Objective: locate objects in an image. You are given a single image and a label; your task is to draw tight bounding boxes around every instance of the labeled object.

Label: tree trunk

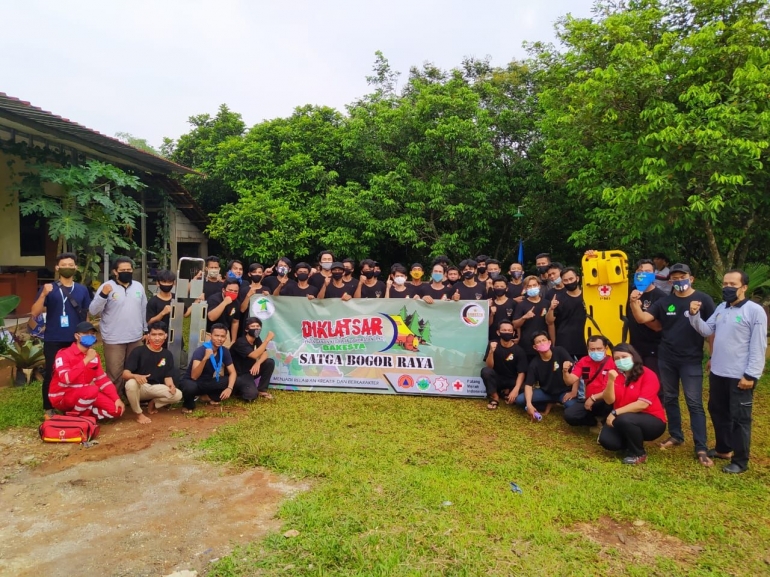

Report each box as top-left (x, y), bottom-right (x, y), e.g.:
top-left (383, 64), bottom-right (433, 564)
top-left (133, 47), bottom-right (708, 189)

top-left (702, 219), bottom-right (725, 278)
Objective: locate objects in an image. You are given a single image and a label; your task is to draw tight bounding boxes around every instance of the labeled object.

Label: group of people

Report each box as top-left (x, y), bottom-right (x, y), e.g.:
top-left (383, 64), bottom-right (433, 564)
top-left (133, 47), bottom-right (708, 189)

top-left (31, 250), bottom-right (765, 473)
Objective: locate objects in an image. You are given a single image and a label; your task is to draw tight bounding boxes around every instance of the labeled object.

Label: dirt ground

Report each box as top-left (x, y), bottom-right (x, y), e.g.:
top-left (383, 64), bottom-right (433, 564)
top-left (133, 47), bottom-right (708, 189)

top-left (0, 405), bottom-right (308, 577)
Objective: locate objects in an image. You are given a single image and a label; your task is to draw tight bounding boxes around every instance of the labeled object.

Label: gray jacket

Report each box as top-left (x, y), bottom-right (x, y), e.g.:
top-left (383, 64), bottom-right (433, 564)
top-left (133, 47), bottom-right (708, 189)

top-left (89, 280), bottom-right (148, 344)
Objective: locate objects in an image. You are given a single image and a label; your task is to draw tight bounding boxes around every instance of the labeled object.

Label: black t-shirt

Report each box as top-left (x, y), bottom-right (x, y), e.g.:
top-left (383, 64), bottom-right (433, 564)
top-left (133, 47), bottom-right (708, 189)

top-left (419, 283), bottom-right (452, 300)
top-left (454, 282), bottom-right (486, 301)
top-left (552, 291), bottom-right (587, 358)
top-left (184, 345), bottom-right (234, 381)
top-left (281, 282), bottom-right (319, 298)
top-left (507, 282), bottom-right (524, 300)
top-left (237, 280), bottom-right (252, 303)
top-left (309, 272), bottom-right (331, 290)
top-left (489, 297), bottom-right (516, 340)
top-left (146, 294), bottom-right (173, 327)
top-left (491, 343), bottom-right (528, 379)
top-left (230, 336), bottom-right (264, 375)
top-left (387, 284), bottom-right (417, 299)
top-left (125, 345), bottom-right (176, 384)
top-left (544, 286), bottom-right (566, 303)
top-left (360, 281), bottom-right (386, 298)
top-left (525, 346), bottom-right (573, 396)
top-left (627, 287), bottom-right (666, 356)
top-left (324, 280), bottom-right (357, 299)
top-left (205, 293), bottom-right (240, 333)
top-left (647, 290), bottom-right (716, 362)
top-left (203, 280), bottom-right (224, 299)
top-left (513, 299), bottom-right (550, 355)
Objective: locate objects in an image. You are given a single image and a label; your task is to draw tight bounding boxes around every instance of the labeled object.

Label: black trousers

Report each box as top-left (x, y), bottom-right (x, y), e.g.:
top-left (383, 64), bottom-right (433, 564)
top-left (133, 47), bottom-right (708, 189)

top-left (708, 372), bottom-right (754, 470)
top-left (598, 413), bottom-right (666, 457)
top-left (42, 340), bottom-right (72, 410)
top-left (480, 367), bottom-right (519, 398)
top-left (563, 399), bottom-right (611, 427)
top-left (178, 376), bottom-right (229, 409)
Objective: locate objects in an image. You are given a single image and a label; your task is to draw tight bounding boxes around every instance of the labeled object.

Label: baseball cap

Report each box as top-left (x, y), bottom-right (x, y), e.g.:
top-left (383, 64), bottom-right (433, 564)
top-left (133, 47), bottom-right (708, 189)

top-left (75, 321), bottom-right (98, 333)
top-left (330, 262), bottom-right (345, 270)
top-left (669, 263), bottom-right (691, 275)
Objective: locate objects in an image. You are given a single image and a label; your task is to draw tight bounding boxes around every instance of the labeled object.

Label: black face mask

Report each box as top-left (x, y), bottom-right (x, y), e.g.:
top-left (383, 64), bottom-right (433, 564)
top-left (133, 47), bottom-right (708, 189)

top-left (158, 284), bottom-right (173, 293)
top-left (117, 271), bottom-right (133, 284)
top-left (331, 272), bottom-right (344, 280)
top-left (564, 281), bottom-right (579, 292)
top-left (493, 288), bottom-right (507, 296)
top-left (499, 333), bottom-right (514, 342)
top-left (477, 266), bottom-right (487, 274)
top-left (250, 274), bottom-right (263, 283)
top-left (247, 328), bottom-right (261, 338)
top-left (362, 271), bottom-right (376, 279)
top-left (537, 266), bottom-right (549, 275)
top-left (489, 272), bottom-right (501, 281)
top-left (296, 273), bottom-right (309, 282)
top-left (343, 269), bottom-right (353, 276)
top-left (462, 271), bottom-right (475, 279)
top-left (722, 286), bottom-right (739, 303)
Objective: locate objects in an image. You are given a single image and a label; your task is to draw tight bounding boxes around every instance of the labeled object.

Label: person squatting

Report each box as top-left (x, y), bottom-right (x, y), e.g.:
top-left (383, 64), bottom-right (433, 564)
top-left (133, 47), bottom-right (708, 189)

top-left (35, 251), bottom-right (765, 473)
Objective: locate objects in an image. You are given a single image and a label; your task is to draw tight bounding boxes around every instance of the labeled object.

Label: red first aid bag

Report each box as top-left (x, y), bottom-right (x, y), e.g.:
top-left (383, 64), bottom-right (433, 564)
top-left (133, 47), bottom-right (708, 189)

top-left (39, 415), bottom-right (100, 443)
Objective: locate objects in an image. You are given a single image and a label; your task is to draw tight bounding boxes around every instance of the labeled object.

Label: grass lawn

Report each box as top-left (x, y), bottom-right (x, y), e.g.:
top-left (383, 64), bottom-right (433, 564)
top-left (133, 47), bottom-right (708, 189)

top-left (198, 384), bottom-right (770, 577)
top-left (2, 377), bottom-right (769, 576)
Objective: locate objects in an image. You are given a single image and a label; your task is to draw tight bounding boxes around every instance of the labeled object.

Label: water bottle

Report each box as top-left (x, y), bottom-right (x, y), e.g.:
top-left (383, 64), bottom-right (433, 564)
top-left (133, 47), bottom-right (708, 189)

top-left (533, 411), bottom-right (542, 422)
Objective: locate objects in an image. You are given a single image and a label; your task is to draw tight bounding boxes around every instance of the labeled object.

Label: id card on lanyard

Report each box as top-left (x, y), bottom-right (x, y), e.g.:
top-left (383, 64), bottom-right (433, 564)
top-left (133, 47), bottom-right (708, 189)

top-left (59, 288), bottom-right (70, 328)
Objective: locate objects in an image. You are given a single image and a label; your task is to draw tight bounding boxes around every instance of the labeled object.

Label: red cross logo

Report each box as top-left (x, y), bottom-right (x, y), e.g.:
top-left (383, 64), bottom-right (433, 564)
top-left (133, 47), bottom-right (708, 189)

top-left (453, 380), bottom-right (464, 391)
top-left (599, 285), bottom-right (611, 297)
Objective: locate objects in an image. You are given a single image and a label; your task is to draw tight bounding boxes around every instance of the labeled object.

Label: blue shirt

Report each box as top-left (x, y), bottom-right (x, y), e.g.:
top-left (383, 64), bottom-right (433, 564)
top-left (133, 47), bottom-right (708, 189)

top-left (38, 283), bottom-right (91, 343)
top-left (689, 298), bottom-right (767, 381)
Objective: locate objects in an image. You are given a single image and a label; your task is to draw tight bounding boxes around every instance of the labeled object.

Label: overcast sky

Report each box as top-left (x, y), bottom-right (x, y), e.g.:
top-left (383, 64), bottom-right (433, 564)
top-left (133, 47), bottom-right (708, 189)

top-left (2, 0), bottom-right (595, 148)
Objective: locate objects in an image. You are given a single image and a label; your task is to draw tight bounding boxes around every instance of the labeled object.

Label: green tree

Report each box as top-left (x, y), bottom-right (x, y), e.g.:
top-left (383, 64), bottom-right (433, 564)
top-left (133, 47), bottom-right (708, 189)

top-left (115, 132), bottom-right (159, 155)
top-left (534, 0), bottom-right (770, 275)
top-left (421, 320), bottom-right (432, 343)
top-left (408, 311), bottom-right (422, 336)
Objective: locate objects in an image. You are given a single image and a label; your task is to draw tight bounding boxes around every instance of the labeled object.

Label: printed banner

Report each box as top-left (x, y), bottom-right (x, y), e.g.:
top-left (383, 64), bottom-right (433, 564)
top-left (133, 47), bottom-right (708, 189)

top-left (249, 296), bottom-right (489, 397)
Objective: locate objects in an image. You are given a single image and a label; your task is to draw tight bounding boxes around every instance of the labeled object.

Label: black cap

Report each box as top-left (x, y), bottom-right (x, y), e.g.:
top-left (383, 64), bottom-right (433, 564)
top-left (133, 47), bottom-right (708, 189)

top-left (330, 261), bottom-right (345, 270)
top-left (669, 263), bottom-right (691, 275)
top-left (75, 321), bottom-right (98, 333)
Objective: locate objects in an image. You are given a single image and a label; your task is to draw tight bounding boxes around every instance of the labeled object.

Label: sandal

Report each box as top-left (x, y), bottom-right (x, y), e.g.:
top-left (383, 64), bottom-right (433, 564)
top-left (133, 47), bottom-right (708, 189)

top-left (659, 437), bottom-right (684, 450)
top-left (697, 451), bottom-right (714, 467)
top-left (707, 448), bottom-right (733, 460)
top-left (208, 400), bottom-right (221, 406)
top-left (486, 400), bottom-right (499, 410)
top-left (181, 408), bottom-right (194, 414)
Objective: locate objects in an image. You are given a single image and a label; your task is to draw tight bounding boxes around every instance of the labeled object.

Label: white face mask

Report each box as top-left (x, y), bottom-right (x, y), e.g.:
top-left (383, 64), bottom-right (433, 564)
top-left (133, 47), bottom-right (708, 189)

top-left (321, 262), bottom-right (332, 271)
top-left (394, 276), bottom-right (406, 286)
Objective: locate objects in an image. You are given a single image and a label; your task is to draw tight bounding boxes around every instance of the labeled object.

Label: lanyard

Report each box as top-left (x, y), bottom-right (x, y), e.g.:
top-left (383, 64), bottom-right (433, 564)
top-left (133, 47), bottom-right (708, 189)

top-left (209, 346), bottom-right (224, 382)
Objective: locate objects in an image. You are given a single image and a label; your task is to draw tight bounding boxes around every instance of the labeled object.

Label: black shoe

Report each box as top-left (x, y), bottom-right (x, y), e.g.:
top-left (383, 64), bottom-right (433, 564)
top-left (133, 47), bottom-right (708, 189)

top-left (722, 463), bottom-right (747, 474)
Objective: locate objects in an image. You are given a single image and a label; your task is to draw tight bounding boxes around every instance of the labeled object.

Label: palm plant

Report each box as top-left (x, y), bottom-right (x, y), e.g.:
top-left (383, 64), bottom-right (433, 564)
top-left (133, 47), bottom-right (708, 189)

top-left (697, 263), bottom-right (770, 304)
top-left (1, 338), bottom-right (45, 386)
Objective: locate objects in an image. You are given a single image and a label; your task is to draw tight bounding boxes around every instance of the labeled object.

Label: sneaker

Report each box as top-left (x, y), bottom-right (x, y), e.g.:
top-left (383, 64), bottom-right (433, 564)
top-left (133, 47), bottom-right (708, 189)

top-left (44, 409), bottom-right (57, 420)
top-left (622, 454), bottom-right (647, 465)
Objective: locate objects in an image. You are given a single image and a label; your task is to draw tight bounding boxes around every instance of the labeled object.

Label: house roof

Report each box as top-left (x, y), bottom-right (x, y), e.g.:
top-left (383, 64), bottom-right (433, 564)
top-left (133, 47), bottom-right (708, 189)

top-left (0, 91), bottom-right (208, 225)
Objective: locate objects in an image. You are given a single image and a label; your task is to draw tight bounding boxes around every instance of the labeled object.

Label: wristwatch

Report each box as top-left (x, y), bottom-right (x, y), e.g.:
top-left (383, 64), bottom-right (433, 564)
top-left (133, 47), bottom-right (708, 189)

top-left (610, 409), bottom-right (618, 417)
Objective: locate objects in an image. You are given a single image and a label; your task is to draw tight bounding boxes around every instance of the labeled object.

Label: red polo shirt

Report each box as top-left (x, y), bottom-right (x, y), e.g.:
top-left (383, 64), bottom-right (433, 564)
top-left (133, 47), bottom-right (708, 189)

top-left (572, 355), bottom-right (617, 399)
top-left (613, 367), bottom-right (666, 422)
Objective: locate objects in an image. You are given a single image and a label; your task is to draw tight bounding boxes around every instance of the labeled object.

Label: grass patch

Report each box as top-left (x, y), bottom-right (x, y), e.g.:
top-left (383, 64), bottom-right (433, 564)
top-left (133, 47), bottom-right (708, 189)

top-left (0, 382), bottom-right (42, 429)
top-left (201, 385), bottom-right (770, 577)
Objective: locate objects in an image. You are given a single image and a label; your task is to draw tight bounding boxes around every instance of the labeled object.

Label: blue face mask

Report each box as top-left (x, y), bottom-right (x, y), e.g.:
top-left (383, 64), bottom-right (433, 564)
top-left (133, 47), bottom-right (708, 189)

top-left (431, 272), bottom-right (444, 283)
top-left (227, 270), bottom-right (242, 284)
top-left (526, 287), bottom-right (540, 298)
top-left (589, 351), bottom-right (605, 362)
top-left (615, 357), bottom-right (634, 372)
top-left (672, 280), bottom-right (690, 292)
top-left (634, 271), bottom-right (656, 292)
top-left (80, 334), bottom-right (97, 348)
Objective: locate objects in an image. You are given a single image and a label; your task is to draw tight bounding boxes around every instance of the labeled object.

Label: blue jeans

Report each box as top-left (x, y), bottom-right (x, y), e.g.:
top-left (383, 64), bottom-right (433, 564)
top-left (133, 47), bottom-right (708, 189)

top-left (515, 387), bottom-right (578, 411)
top-left (658, 356), bottom-right (708, 453)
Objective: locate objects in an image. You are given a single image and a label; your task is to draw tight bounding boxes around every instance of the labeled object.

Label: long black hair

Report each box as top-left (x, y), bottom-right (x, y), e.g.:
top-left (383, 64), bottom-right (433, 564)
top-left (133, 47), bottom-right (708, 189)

top-left (612, 343), bottom-right (644, 384)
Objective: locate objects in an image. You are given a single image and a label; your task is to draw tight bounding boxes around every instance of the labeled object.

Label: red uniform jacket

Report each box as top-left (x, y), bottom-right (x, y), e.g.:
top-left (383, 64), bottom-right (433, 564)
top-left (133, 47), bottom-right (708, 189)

top-left (48, 343), bottom-right (115, 401)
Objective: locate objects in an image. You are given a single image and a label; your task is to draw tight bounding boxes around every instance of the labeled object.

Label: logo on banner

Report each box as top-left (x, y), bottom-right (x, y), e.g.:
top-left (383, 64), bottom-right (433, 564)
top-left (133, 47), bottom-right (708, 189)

top-left (433, 376), bottom-right (449, 392)
top-left (251, 296), bottom-right (276, 320)
top-left (416, 377), bottom-right (430, 391)
top-left (397, 375), bottom-right (414, 389)
top-left (453, 380), bottom-right (464, 391)
top-left (460, 303), bottom-right (485, 326)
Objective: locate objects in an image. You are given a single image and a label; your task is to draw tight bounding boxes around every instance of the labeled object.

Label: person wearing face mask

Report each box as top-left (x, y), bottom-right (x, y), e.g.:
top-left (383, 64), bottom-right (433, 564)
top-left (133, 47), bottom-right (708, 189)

top-left (408, 263), bottom-right (425, 289)
top-left (688, 269), bottom-right (767, 474)
top-left (417, 264), bottom-right (452, 303)
top-left (385, 265), bottom-right (415, 298)
top-left (206, 280), bottom-right (242, 343)
top-left (507, 262), bottom-right (525, 302)
top-left (342, 258), bottom-right (357, 284)
top-left (481, 320), bottom-right (528, 410)
top-left (453, 259), bottom-right (485, 301)
top-left (179, 324), bottom-right (237, 412)
top-left (512, 275), bottom-right (550, 360)
top-left (230, 317), bottom-right (277, 401)
top-left (488, 278), bottom-right (515, 341)
top-left (354, 259), bottom-right (386, 298)
top-left (563, 336), bottom-right (616, 428)
top-left (534, 253), bottom-right (552, 291)
top-left (122, 322), bottom-right (181, 424)
top-left (626, 259), bottom-right (666, 379)
top-left (32, 252), bottom-right (92, 419)
top-left (484, 259), bottom-right (503, 297)
top-left (146, 270), bottom-right (193, 337)
top-left (263, 257), bottom-right (294, 293)
top-left (445, 266), bottom-right (461, 286)
top-left (545, 267), bottom-right (587, 359)
top-left (475, 255), bottom-right (490, 285)
top-left (201, 256), bottom-right (224, 299)
top-left (319, 262), bottom-right (355, 300)
top-left (544, 262), bottom-right (565, 297)
top-left (48, 322), bottom-right (125, 420)
top-left (598, 344), bottom-right (667, 465)
top-left (89, 256), bottom-right (147, 398)
top-left (629, 262), bottom-right (716, 467)
top-left (225, 259), bottom-right (250, 300)
top-left (275, 262), bottom-right (319, 299)
top-left (240, 263), bottom-right (271, 313)
top-left (309, 250), bottom-right (336, 291)
top-left (515, 332), bottom-right (577, 419)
